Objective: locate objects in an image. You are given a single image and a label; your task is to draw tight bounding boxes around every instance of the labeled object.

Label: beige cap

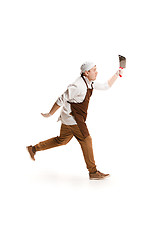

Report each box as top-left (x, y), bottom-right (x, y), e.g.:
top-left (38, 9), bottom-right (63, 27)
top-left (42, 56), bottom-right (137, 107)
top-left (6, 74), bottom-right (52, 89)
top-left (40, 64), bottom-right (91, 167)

top-left (80, 61), bottom-right (96, 74)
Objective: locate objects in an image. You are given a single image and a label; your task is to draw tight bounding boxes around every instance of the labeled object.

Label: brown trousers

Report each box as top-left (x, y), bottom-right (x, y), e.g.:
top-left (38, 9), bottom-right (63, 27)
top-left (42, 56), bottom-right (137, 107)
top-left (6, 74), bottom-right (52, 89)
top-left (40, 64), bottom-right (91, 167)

top-left (34, 123), bottom-right (97, 173)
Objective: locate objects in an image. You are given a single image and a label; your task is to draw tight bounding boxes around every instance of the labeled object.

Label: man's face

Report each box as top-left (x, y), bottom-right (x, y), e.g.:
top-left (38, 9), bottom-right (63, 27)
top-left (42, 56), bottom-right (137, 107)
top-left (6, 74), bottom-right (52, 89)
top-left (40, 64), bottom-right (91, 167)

top-left (85, 65), bottom-right (98, 81)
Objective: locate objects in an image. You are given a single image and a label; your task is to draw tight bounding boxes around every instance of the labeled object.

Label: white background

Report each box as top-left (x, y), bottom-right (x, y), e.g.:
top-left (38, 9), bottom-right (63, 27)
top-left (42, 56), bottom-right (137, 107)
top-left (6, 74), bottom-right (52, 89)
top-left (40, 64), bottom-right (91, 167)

top-left (0, 0), bottom-right (160, 239)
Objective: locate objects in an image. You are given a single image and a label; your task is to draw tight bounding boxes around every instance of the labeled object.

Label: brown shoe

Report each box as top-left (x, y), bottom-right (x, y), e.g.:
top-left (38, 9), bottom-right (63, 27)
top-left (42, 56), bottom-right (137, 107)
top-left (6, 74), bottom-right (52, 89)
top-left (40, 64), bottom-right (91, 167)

top-left (26, 145), bottom-right (36, 161)
top-left (89, 171), bottom-right (110, 180)
top-left (97, 171), bottom-right (110, 177)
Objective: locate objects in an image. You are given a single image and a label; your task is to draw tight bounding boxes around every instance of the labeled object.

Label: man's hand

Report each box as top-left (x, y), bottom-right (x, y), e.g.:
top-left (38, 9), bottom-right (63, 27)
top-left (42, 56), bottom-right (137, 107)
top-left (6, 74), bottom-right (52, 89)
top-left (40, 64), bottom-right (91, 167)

top-left (41, 113), bottom-right (51, 118)
top-left (115, 68), bottom-right (124, 77)
top-left (119, 67), bottom-right (124, 77)
top-left (108, 68), bottom-right (124, 87)
top-left (41, 103), bottom-right (60, 118)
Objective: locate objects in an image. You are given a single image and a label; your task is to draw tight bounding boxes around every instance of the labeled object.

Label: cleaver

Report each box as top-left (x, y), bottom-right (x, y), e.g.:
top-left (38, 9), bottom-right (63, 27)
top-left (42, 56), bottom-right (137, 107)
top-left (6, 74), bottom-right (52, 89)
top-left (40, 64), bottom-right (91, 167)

top-left (118, 55), bottom-right (126, 77)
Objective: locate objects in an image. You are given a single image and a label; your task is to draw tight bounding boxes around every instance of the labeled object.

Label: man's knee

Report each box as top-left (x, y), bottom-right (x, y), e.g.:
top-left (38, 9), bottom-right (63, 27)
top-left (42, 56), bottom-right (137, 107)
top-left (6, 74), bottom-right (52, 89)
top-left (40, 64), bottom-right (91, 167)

top-left (84, 135), bottom-right (92, 143)
top-left (56, 136), bottom-right (71, 145)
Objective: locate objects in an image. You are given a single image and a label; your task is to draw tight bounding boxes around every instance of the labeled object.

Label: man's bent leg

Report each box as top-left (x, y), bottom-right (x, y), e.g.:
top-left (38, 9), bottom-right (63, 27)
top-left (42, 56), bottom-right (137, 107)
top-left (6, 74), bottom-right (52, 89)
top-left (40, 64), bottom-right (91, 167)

top-left (34, 124), bottom-right (73, 151)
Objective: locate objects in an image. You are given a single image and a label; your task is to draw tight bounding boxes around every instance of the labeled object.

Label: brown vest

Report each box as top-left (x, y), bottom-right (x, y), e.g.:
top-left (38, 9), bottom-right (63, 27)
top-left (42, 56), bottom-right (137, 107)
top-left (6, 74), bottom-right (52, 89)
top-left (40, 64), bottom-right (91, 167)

top-left (67, 75), bottom-right (93, 138)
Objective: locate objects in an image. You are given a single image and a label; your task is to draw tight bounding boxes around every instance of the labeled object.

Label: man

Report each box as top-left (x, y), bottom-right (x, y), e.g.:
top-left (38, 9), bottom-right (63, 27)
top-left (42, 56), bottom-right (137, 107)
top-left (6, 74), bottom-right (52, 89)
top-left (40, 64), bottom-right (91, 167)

top-left (27, 62), bottom-right (123, 180)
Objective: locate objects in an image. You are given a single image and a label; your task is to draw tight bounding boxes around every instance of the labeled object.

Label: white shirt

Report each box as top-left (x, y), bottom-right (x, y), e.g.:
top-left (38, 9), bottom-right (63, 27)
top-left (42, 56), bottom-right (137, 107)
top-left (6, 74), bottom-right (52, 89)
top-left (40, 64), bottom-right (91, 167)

top-left (56, 76), bottom-right (110, 125)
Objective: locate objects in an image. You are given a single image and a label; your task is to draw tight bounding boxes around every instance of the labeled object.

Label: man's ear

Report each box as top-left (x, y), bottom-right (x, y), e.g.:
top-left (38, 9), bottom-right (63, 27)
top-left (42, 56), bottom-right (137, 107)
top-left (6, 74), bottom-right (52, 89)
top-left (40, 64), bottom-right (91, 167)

top-left (84, 70), bottom-right (88, 76)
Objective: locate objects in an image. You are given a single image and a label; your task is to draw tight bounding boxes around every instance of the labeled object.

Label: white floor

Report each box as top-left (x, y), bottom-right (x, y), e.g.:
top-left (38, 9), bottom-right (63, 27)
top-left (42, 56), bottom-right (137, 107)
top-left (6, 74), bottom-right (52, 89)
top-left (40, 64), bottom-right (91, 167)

top-left (1, 138), bottom-right (160, 240)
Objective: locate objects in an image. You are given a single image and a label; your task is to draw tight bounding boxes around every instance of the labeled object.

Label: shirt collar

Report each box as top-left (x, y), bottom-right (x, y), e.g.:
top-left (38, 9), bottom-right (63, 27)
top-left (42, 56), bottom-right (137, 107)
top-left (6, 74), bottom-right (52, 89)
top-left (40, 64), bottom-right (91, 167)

top-left (83, 76), bottom-right (94, 88)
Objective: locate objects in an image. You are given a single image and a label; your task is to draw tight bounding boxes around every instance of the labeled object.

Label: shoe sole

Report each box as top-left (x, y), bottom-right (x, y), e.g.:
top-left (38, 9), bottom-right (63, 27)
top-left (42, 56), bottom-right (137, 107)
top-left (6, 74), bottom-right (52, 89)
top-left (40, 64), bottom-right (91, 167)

top-left (89, 175), bottom-right (110, 180)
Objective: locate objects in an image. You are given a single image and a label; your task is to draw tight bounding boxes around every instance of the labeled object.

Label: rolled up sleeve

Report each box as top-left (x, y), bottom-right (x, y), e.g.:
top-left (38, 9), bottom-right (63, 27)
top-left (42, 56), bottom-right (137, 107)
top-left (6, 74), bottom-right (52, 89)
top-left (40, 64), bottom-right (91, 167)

top-left (93, 81), bottom-right (110, 90)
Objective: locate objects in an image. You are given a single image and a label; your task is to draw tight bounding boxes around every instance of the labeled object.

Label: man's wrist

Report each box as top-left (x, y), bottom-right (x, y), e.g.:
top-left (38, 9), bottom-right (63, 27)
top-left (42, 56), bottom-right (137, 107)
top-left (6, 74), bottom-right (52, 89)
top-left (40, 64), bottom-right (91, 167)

top-left (115, 71), bottom-right (119, 77)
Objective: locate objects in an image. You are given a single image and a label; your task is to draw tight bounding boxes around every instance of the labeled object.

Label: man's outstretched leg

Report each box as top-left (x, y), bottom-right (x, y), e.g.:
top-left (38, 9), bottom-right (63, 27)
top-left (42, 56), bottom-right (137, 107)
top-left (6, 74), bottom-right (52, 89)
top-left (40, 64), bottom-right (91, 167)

top-left (26, 124), bottom-right (73, 161)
